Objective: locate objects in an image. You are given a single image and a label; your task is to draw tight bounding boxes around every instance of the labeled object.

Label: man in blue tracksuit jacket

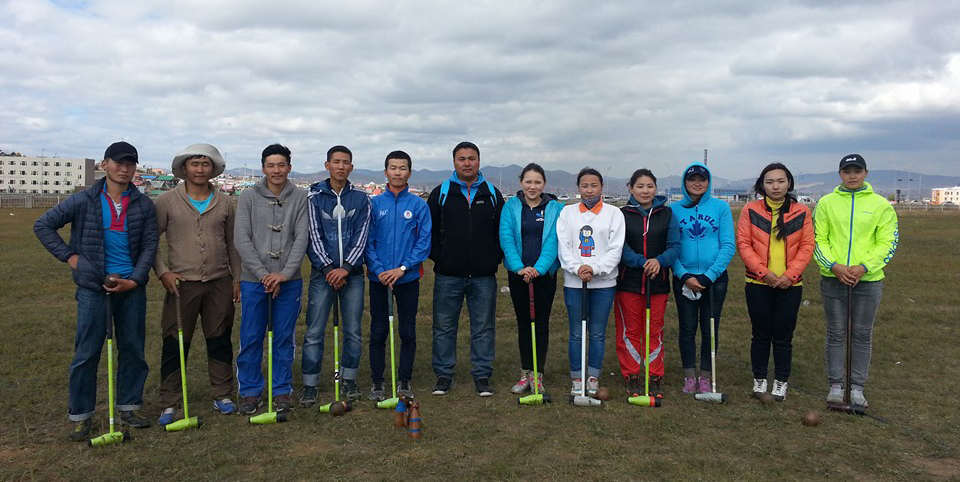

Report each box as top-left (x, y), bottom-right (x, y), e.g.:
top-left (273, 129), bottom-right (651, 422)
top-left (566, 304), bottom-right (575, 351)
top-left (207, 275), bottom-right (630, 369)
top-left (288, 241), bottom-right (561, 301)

top-left (300, 145), bottom-right (372, 405)
top-left (670, 162), bottom-right (736, 394)
top-left (34, 141), bottom-right (158, 440)
top-left (364, 150), bottom-right (432, 401)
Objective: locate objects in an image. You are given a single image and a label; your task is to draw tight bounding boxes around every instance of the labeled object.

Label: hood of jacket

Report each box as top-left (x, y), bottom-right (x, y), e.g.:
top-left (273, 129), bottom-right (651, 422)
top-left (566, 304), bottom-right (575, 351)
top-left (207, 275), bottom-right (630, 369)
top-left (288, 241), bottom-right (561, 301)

top-left (254, 176), bottom-right (297, 200)
top-left (625, 194), bottom-right (667, 216)
top-left (449, 170), bottom-right (487, 189)
top-left (832, 181), bottom-right (875, 197)
top-left (308, 178), bottom-right (356, 197)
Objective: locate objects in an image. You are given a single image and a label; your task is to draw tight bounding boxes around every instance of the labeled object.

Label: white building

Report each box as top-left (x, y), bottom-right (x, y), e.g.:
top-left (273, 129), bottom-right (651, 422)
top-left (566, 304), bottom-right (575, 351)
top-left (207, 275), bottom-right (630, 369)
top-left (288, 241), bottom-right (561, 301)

top-left (931, 186), bottom-right (960, 205)
top-left (0, 156), bottom-right (95, 194)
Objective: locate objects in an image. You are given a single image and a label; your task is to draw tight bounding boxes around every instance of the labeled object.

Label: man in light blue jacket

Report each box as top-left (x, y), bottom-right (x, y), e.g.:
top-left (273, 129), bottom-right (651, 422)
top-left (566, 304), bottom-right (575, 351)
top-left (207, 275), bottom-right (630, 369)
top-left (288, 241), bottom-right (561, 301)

top-left (365, 151), bottom-right (432, 401)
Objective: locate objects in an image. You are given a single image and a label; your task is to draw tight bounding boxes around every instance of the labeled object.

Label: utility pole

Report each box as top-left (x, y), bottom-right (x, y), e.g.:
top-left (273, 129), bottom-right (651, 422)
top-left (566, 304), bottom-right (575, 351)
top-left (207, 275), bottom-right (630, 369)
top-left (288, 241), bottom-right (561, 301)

top-left (703, 149), bottom-right (708, 166)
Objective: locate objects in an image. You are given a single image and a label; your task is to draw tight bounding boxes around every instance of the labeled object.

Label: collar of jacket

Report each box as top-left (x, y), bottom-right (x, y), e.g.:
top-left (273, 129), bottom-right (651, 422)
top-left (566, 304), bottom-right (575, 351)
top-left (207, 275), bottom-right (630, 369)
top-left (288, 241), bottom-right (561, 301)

top-left (309, 178), bottom-right (354, 196)
top-left (254, 177), bottom-right (295, 200)
top-left (448, 170), bottom-right (486, 189)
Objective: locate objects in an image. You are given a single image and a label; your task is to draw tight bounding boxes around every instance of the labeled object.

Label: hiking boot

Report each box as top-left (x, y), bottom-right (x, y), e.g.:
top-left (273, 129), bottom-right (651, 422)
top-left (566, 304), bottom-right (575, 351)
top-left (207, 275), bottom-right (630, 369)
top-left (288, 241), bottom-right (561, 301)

top-left (586, 376), bottom-right (599, 396)
top-left (157, 407), bottom-right (176, 427)
top-left (69, 419), bottom-right (92, 442)
top-left (752, 378), bottom-right (768, 398)
top-left (626, 374), bottom-right (642, 397)
top-left (511, 370), bottom-right (532, 394)
top-left (475, 378), bottom-right (494, 397)
top-left (531, 373), bottom-right (544, 394)
top-left (683, 377), bottom-right (697, 394)
top-left (771, 380), bottom-right (788, 401)
top-left (851, 387), bottom-right (868, 407)
top-left (274, 394), bottom-right (294, 412)
top-left (697, 376), bottom-right (712, 394)
top-left (213, 398), bottom-right (237, 415)
top-left (826, 383), bottom-right (843, 403)
top-left (570, 378), bottom-right (583, 396)
top-left (300, 386), bottom-right (318, 407)
top-left (342, 379), bottom-right (361, 402)
top-left (650, 375), bottom-right (664, 399)
top-left (368, 382), bottom-right (386, 402)
top-left (398, 380), bottom-right (414, 399)
top-left (238, 396), bottom-right (262, 415)
top-left (120, 410), bottom-right (150, 429)
top-left (432, 377), bottom-right (452, 395)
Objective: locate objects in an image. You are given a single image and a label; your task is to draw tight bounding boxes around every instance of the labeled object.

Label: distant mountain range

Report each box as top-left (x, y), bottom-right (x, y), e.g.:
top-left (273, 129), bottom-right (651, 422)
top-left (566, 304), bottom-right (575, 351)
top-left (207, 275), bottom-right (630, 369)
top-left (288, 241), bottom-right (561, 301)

top-left (224, 165), bottom-right (959, 198)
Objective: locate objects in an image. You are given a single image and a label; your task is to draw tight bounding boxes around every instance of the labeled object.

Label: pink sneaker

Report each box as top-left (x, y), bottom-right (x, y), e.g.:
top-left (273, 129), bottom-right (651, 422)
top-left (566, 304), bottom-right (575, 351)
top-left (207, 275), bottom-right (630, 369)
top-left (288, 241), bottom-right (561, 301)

top-left (698, 376), bottom-right (712, 393)
top-left (682, 377), bottom-right (697, 394)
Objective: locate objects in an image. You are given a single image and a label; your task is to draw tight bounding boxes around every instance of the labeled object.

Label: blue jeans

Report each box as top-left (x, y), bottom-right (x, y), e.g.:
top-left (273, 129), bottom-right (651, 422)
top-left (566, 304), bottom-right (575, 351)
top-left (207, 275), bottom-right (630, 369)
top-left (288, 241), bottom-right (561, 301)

top-left (673, 271), bottom-right (728, 373)
top-left (237, 279), bottom-right (302, 398)
top-left (431, 274), bottom-right (497, 380)
top-left (563, 286), bottom-right (616, 379)
top-left (302, 269), bottom-right (365, 386)
top-left (820, 277), bottom-right (883, 389)
top-left (70, 286), bottom-right (148, 421)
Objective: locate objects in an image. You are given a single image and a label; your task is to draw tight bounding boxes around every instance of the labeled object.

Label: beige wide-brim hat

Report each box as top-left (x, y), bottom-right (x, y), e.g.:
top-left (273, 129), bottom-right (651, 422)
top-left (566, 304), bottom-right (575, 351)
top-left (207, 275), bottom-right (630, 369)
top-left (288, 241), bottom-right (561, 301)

top-left (172, 143), bottom-right (225, 180)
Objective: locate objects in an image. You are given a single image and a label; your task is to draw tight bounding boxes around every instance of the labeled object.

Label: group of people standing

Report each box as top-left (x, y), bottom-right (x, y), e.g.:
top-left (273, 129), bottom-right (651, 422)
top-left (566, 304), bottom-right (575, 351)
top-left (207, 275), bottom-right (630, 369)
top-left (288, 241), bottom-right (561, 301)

top-left (34, 140), bottom-right (897, 442)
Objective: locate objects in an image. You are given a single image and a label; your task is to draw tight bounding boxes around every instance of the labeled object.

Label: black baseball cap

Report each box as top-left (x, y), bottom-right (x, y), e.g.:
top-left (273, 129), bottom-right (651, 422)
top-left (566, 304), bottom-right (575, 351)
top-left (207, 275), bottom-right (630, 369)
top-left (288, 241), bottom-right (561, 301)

top-left (685, 164), bottom-right (709, 180)
top-left (839, 153), bottom-right (866, 170)
top-left (104, 141), bottom-right (139, 163)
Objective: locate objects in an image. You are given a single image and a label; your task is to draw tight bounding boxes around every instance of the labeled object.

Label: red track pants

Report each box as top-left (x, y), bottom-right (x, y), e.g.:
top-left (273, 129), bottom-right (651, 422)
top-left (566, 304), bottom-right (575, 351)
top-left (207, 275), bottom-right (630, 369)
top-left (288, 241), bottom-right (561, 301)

top-left (614, 291), bottom-right (667, 378)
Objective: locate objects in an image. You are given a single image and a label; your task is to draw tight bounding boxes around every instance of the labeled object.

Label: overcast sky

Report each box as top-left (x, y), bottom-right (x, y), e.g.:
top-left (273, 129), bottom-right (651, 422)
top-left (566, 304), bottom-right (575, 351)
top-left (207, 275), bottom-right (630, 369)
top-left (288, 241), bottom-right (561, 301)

top-left (2, 0), bottom-right (958, 180)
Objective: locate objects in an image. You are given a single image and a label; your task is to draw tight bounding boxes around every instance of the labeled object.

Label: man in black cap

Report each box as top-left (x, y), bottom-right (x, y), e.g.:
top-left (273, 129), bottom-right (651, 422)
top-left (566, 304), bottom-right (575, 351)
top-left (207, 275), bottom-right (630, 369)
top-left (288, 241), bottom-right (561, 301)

top-left (34, 141), bottom-right (158, 440)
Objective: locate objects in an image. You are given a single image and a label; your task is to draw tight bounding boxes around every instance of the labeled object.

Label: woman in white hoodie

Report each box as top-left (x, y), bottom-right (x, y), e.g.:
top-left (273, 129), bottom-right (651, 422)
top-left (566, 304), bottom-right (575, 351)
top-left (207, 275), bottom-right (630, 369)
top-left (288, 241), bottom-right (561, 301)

top-left (556, 168), bottom-right (626, 396)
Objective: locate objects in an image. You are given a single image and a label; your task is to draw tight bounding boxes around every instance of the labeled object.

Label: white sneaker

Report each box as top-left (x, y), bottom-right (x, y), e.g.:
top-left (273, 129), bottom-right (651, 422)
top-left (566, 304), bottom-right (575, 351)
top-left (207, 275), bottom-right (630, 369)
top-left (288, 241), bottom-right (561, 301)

top-left (826, 383), bottom-right (843, 403)
top-left (771, 380), bottom-right (788, 401)
top-left (586, 376), bottom-right (599, 396)
top-left (752, 378), bottom-right (768, 397)
top-left (851, 387), bottom-right (868, 407)
top-left (532, 373), bottom-right (544, 394)
top-left (570, 378), bottom-right (583, 396)
top-left (510, 370), bottom-right (531, 394)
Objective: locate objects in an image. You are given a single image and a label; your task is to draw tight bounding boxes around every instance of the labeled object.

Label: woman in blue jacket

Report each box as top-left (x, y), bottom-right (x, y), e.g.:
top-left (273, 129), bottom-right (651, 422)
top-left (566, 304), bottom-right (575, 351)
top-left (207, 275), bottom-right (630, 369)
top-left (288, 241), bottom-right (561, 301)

top-left (671, 162), bottom-right (736, 394)
top-left (499, 163), bottom-right (563, 395)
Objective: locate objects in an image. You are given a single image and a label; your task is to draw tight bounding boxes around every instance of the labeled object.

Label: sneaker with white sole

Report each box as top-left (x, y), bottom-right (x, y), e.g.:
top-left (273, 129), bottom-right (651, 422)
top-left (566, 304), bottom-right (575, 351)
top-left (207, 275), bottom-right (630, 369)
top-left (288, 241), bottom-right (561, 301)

top-left (213, 398), bottom-right (237, 414)
top-left (510, 370), bottom-right (532, 394)
top-left (157, 407), bottom-right (176, 427)
top-left (752, 378), bottom-right (768, 398)
top-left (826, 383), bottom-right (843, 403)
top-left (570, 378), bottom-right (583, 396)
top-left (771, 380), bottom-right (788, 401)
top-left (398, 380), bottom-right (414, 399)
top-left (368, 382), bottom-right (386, 402)
top-left (586, 376), bottom-right (599, 396)
top-left (683, 377), bottom-right (697, 394)
top-left (532, 373), bottom-right (544, 394)
top-left (475, 378), bottom-right (494, 397)
top-left (432, 377), bottom-right (452, 395)
top-left (851, 387), bottom-right (868, 407)
top-left (300, 386), bottom-right (318, 407)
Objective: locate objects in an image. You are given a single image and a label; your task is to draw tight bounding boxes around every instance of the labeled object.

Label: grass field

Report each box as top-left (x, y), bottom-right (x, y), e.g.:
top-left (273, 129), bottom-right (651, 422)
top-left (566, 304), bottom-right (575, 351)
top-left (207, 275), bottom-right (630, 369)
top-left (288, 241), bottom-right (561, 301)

top-left (1, 207), bottom-right (959, 481)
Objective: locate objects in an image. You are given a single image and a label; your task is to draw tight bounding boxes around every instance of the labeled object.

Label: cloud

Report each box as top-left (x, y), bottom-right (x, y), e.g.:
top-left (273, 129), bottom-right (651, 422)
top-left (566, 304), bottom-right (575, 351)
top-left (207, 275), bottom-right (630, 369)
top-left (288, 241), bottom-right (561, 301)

top-left (1, 0), bottom-right (958, 181)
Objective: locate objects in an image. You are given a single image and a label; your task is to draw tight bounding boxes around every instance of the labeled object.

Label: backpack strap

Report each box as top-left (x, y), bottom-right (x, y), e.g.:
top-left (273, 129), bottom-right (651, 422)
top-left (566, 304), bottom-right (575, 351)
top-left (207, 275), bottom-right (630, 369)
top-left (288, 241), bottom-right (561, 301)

top-left (438, 179), bottom-right (451, 207)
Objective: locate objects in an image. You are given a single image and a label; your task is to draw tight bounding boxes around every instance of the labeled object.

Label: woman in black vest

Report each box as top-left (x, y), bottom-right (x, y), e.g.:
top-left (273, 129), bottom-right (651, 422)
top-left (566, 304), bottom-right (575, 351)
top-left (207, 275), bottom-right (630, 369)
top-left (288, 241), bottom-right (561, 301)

top-left (615, 169), bottom-right (681, 398)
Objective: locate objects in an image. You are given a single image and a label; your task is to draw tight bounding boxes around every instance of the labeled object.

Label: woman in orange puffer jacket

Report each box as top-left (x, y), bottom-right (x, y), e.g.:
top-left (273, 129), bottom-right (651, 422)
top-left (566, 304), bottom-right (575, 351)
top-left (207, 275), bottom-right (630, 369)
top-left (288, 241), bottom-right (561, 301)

top-left (736, 163), bottom-right (814, 402)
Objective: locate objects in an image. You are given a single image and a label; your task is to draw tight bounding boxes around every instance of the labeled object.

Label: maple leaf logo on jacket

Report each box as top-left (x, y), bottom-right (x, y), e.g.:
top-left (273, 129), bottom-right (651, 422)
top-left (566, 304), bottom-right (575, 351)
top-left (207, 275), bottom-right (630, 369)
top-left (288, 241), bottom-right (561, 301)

top-left (688, 219), bottom-right (708, 239)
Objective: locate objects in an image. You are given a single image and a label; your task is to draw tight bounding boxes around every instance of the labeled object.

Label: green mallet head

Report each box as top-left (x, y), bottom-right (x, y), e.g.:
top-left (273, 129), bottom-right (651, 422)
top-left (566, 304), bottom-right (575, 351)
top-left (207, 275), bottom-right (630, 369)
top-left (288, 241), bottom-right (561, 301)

top-left (87, 430), bottom-right (130, 447)
top-left (316, 402), bottom-right (331, 414)
top-left (627, 396), bottom-right (662, 407)
top-left (249, 411), bottom-right (288, 425)
top-left (518, 393), bottom-right (552, 405)
top-left (376, 397), bottom-right (399, 410)
top-left (165, 415), bottom-right (204, 432)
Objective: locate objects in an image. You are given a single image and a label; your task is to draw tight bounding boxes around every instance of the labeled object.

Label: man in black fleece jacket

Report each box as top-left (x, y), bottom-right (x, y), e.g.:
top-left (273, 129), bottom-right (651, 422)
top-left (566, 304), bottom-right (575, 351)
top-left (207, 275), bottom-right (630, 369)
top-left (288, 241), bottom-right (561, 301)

top-left (427, 141), bottom-right (503, 397)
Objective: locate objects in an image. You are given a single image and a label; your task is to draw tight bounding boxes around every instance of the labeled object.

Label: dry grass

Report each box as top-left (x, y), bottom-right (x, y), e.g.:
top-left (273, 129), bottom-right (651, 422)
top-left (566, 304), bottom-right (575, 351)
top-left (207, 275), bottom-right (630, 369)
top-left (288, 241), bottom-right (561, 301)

top-left (1, 207), bottom-right (958, 481)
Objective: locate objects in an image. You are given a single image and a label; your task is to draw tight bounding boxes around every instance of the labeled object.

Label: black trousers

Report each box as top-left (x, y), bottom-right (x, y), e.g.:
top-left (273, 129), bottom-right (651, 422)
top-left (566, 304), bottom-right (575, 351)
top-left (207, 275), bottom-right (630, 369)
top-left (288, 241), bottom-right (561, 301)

top-left (369, 279), bottom-right (419, 385)
top-left (744, 283), bottom-right (803, 381)
top-left (507, 272), bottom-right (557, 372)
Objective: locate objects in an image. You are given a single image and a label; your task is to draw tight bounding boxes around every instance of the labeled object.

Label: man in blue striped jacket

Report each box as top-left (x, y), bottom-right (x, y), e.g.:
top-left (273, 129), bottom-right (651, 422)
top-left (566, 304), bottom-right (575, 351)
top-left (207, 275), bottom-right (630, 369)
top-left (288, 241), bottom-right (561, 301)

top-left (300, 145), bottom-right (372, 405)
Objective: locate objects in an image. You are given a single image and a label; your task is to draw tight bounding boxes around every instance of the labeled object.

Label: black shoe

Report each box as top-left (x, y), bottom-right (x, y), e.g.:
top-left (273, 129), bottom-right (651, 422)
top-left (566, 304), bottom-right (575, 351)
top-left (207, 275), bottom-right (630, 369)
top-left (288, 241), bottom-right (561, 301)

top-left (274, 394), bottom-right (295, 412)
top-left (238, 396), bottom-right (263, 415)
top-left (69, 419), bottom-right (92, 442)
top-left (119, 410), bottom-right (151, 429)
top-left (342, 379), bottom-right (362, 402)
top-left (432, 377), bottom-right (452, 395)
top-left (475, 378), bottom-right (494, 397)
top-left (299, 386), bottom-right (318, 407)
top-left (398, 380), bottom-right (414, 399)
top-left (626, 374), bottom-right (642, 397)
top-left (651, 375), bottom-right (664, 399)
top-left (368, 382), bottom-right (386, 402)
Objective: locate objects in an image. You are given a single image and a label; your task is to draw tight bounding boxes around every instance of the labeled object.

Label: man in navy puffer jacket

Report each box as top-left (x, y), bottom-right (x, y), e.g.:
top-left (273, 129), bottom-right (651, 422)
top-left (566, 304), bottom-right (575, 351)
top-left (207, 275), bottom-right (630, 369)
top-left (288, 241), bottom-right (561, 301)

top-left (34, 141), bottom-right (158, 441)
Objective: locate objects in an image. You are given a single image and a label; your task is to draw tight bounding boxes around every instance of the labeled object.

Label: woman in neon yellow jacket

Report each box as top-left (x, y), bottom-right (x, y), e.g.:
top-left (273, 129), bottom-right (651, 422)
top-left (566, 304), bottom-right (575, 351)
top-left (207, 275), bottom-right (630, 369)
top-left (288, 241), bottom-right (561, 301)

top-left (813, 154), bottom-right (898, 408)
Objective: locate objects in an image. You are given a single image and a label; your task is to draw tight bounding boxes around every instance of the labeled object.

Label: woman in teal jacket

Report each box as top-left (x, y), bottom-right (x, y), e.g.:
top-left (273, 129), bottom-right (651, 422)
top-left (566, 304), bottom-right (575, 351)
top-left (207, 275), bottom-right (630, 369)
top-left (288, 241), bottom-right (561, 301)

top-left (671, 162), bottom-right (736, 394)
top-left (499, 163), bottom-right (563, 395)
